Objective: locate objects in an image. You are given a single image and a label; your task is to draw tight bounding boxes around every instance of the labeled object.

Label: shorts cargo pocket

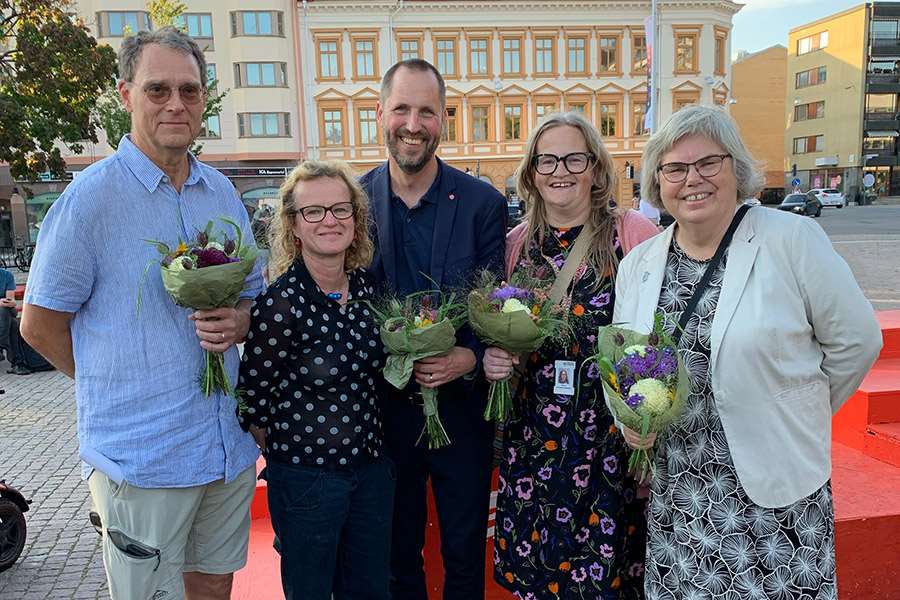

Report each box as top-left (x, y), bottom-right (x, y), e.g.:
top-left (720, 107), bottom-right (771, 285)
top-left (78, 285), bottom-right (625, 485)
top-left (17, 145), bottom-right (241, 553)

top-left (103, 527), bottom-right (164, 600)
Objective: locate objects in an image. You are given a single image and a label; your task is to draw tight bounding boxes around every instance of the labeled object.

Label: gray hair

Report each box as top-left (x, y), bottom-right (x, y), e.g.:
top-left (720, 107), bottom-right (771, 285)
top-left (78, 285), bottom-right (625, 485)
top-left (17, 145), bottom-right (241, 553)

top-left (640, 105), bottom-right (764, 209)
top-left (380, 59), bottom-right (445, 108)
top-left (117, 26), bottom-right (207, 88)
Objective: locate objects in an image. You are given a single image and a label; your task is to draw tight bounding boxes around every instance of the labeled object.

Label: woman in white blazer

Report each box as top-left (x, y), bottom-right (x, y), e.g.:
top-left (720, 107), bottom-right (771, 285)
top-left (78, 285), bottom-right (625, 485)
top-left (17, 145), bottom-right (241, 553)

top-left (614, 105), bottom-right (882, 600)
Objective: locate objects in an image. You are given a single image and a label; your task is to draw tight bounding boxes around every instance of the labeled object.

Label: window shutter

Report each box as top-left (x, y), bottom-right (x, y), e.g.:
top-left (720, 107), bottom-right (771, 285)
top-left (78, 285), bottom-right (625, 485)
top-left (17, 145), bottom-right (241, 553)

top-left (283, 113), bottom-right (291, 137)
top-left (238, 114), bottom-right (245, 138)
top-left (276, 12), bottom-right (284, 36)
top-left (233, 63), bottom-right (242, 87)
top-left (280, 63), bottom-right (287, 86)
top-left (96, 12), bottom-right (105, 37)
top-left (230, 12), bottom-right (239, 36)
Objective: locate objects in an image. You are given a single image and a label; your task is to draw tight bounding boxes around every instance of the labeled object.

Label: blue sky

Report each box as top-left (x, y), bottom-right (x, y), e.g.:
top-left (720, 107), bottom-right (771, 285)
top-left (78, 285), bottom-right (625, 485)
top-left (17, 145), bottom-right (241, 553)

top-left (731, 0), bottom-right (859, 57)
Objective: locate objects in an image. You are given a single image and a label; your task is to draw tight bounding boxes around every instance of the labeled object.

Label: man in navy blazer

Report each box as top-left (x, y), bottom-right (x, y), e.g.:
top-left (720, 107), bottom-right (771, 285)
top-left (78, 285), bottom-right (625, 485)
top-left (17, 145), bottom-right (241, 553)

top-left (360, 59), bottom-right (507, 600)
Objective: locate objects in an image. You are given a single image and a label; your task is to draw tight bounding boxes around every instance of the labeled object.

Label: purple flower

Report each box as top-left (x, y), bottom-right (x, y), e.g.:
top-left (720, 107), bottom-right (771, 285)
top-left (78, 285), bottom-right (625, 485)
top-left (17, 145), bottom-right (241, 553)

top-left (508, 446), bottom-right (517, 464)
top-left (589, 292), bottom-right (611, 309)
top-left (498, 475), bottom-right (507, 494)
top-left (503, 517), bottom-right (514, 532)
top-left (573, 465), bottom-right (591, 488)
top-left (523, 426), bottom-right (532, 441)
top-left (600, 517), bottom-right (615, 535)
top-left (586, 362), bottom-right (600, 380)
top-left (629, 562), bottom-right (645, 577)
top-left (552, 254), bottom-right (565, 268)
top-left (542, 404), bottom-right (566, 428)
top-left (515, 477), bottom-right (534, 501)
top-left (599, 544), bottom-right (614, 559)
top-left (585, 448), bottom-right (596, 462)
top-left (602, 455), bottom-right (618, 474)
top-left (516, 540), bottom-right (532, 557)
top-left (542, 364), bottom-right (555, 379)
top-left (583, 425), bottom-right (597, 441)
top-left (556, 507), bottom-right (572, 523)
top-left (195, 247), bottom-right (232, 268)
top-left (625, 392), bottom-right (644, 408)
top-left (575, 527), bottom-right (590, 543)
top-left (540, 528), bottom-right (548, 543)
top-left (589, 561), bottom-right (605, 581)
top-left (537, 466), bottom-right (552, 481)
top-left (489, 285), bottom-right (531, 302)
top-left (579, 408), bottom-right (596, 424)
top-left (571, 567), bottom-right (587, 582)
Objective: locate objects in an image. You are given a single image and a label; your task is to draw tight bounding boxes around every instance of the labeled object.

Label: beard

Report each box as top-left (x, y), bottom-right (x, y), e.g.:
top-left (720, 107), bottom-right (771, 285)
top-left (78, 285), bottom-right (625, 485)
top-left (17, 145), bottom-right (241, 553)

top-left (385, 127), bottom-right (440, 174)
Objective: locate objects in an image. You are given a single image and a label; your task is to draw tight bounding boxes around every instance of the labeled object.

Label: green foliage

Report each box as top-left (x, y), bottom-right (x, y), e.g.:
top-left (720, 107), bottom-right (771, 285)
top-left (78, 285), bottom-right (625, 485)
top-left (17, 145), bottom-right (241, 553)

top-left (0, 0), bottom-right (117, 180)
top-left (146, 0), bottom-right (187, 27)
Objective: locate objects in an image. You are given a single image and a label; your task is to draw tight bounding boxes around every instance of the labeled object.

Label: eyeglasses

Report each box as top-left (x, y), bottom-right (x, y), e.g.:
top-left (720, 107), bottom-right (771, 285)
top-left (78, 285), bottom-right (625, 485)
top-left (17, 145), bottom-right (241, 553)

top-left (140, 83), bottom-right (206, 105)
top-left (658, 154), bottom-right (731, 183)
top-left (533, 152), bottom-right (595, 175)
top-left (293, 202), bottom-right (355, 223)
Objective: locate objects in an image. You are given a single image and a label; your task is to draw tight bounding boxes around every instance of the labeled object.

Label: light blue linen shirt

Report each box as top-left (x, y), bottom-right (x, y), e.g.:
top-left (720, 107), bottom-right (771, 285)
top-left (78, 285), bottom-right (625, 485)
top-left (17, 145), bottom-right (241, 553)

top-left (25, 136), bottom-right (264, 488)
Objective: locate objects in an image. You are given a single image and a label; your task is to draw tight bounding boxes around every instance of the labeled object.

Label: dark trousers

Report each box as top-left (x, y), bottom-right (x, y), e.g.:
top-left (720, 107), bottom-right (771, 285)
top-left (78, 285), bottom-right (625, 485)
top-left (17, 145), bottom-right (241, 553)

top-left (0, 306), bottom-right (18, 364)
top-left (384, 396), bottom-right (495, 600)
top-left (266, 455), bottom-right (396, 600)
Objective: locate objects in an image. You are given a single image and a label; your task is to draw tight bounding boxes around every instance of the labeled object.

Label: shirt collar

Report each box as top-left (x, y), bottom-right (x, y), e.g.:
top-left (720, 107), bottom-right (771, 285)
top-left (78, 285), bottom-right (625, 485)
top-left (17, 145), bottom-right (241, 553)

top-left (117, 135), bottom-right (211, 193)
top-left (389, 159), bottom-right (443, 206)
top-left (291, 259), bottom-right (364, 308)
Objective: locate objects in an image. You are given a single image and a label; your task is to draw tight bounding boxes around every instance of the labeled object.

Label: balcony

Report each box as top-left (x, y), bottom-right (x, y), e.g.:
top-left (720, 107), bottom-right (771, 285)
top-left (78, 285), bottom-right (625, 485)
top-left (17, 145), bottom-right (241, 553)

top-left (863, 147), bottom-right (900, 166)
top-left (870, 37), bottom-right (900, 56)
top-left (865, 112), bottom-right (900, 134)
top-left (867, 72), bottom-right (900, 93)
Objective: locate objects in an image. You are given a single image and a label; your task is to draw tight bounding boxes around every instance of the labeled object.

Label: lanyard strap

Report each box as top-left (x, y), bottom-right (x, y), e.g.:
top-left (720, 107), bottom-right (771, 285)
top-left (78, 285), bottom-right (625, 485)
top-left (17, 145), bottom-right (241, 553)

top-left (547, 221), bottom-right (594, 306)
top-left (673, 204), bottom-right (751, 345)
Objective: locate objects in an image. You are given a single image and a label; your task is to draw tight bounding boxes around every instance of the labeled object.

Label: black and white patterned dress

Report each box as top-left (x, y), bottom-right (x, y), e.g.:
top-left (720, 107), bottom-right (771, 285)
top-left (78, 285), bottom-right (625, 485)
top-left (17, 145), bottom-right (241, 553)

top-left (645, 238), bottom-right (837, 600)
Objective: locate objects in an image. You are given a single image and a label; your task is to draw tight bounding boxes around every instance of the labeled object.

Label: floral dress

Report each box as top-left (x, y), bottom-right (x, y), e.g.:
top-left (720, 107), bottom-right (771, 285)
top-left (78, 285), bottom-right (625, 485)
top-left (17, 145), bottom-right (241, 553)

top-left (646, 239), bottom-right (837, 600)
top-left (494, 225), bottom-right (647, 600)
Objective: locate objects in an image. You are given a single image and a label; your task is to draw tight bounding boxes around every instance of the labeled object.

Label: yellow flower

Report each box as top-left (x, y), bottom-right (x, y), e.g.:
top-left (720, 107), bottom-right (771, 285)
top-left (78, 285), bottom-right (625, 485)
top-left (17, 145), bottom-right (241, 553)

top-left (607, 372), bottom-right (619, 391)
top-left (173, 241), bottom-right (188, 258)
top-left (531, 304), bottom-right (541, 316)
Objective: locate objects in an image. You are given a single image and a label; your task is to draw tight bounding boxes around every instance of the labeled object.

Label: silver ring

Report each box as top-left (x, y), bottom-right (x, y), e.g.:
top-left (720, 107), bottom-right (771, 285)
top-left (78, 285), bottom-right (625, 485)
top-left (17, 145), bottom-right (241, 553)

top-left (429, 373), bottom-right (434, 382)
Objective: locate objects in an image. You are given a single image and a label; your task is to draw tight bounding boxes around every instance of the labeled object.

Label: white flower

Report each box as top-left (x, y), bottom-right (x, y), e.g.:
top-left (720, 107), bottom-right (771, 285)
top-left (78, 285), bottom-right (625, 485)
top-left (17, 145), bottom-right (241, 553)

top-left (623, 344), bottom-right (649, 357)
top-left (630, 378), bottom-right (673, 416)
top-left (166, 256), bottom-right (192, 272)
top-left (500, 298), bottom-right (529, 313)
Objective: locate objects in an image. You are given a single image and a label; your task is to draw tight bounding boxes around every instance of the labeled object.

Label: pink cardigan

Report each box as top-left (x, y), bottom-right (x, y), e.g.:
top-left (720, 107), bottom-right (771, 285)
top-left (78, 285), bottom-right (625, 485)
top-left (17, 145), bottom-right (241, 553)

top-left (504, 209), bottom-right (659, 278)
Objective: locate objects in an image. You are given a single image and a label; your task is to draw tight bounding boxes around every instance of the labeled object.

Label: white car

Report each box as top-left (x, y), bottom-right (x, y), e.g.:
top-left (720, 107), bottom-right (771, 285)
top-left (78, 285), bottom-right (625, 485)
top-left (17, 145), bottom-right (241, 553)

top-left (808, 188), bottom-right (845, 208)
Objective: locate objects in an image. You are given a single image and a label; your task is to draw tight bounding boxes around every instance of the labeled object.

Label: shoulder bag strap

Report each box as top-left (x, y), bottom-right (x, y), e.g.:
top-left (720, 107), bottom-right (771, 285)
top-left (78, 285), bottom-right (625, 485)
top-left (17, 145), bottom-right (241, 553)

top-left (673, 204), bottom-right (751, 345)
top-left (547, 221), bottom-right (594, 306)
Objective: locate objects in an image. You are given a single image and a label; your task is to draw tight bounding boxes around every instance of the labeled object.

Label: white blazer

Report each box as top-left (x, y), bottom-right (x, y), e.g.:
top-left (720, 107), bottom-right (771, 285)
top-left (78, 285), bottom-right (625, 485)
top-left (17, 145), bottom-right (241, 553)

top-left (613, 207), bottom-right (882, 508)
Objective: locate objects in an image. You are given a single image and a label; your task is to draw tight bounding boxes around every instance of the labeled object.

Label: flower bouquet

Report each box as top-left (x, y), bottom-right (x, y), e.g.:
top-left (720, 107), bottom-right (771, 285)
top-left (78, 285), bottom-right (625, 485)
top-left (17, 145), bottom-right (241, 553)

top-left (369, 292), bottom-right (467, 449)
top-left (143, 217), bottom-right (257, 397)
top-left (467, 270), bottom-right (566, 422)
top-left (589, 313), bottom-right (689, 482)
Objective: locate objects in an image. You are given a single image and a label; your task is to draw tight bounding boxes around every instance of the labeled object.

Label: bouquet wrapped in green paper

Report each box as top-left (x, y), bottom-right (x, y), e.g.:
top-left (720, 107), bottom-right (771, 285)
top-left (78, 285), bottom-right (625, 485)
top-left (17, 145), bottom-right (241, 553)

top-left (467, 270), bottom-right (567, 422)
top-left (587, 313), bottom-right (690, 483)
top-left (370, 292), bottom-right (467, 449)
top-left (143, 217), bottom-right (257, 397)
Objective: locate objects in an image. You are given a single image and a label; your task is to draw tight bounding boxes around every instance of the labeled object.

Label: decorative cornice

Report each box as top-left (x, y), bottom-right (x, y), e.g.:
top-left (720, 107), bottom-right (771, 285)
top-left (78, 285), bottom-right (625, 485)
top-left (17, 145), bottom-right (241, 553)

top-left (301, 0), bottom-right (743, 15)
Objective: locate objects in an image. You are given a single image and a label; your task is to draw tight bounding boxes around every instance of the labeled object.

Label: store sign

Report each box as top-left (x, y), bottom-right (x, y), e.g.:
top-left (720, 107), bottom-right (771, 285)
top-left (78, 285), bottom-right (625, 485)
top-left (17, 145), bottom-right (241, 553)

top-left (218, 167), bottom-right (288, 178)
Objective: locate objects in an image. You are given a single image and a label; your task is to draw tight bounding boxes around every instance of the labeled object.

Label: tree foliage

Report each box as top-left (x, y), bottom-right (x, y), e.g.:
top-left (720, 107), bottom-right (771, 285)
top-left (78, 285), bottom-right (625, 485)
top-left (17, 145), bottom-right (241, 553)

top-left (0, 0), bottom-right (117, 180)
top-left (95, 0), bottom-right (227, 155)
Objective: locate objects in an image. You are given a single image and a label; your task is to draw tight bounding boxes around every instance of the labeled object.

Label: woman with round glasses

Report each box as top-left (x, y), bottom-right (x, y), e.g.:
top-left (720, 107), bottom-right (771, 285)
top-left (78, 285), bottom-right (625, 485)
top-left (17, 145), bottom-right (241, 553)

top-left (614, 105), bottom-right (881, 599)
top-left (237, 160), bottom-right (394, 600)
top-left (483, 112), bottom-right (658, 599)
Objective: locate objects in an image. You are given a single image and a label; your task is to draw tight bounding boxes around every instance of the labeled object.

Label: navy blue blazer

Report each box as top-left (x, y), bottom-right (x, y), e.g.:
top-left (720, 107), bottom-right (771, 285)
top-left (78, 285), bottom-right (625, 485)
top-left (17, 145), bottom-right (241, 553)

top-left (359, 159), bottom-right (507, 412)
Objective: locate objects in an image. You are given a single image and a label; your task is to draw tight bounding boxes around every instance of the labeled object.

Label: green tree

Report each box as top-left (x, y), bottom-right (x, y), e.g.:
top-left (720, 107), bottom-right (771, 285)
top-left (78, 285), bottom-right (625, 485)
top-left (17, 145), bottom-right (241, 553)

top-left (96, 0), bottom-right (227, 155)
top-left (0, 0), bottom-right (117, 180)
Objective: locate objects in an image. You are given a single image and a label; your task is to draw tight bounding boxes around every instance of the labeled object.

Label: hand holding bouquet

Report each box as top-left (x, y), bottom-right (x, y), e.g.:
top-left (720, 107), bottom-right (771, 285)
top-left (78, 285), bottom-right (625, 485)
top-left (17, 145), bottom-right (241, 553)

top-left (143, 217), bottom-right (257, 397)
top-left (370, 292), bottom-right (467, 449)
top-left (468, 270), bottom-right (566, 422)
top-left (589, 314), bottom-right (689, 482)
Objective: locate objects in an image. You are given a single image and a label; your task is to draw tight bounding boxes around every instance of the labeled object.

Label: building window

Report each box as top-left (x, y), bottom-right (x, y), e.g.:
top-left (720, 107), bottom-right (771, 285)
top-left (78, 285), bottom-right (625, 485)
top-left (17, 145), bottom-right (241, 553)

top-left (675, 31), bottom-right (698, 73)
top-left (632, 96), bottom-right (648, 136)
top-left (442, 106), bottom-right (459, 142)
top-left (504, 104), bottom-right (523, 140)
top-left (715, 31), bottom-right (727, 76)
top-left (400, 39), bottom-right (420, 60)
top-left (599, 102), bottom-right (617, 137)
top-left (472, 106), bottom-right (490, 141)
top-left (316, 37), bottom-right (341, 80)
top-left (568, 102), bottom-right (587, 114)
top-left (97, 11), bottom-right (150, 37)
top-left (872, 20), bottom-right (900, 40)
top-left (435, 38), bottom-right (457, 77)
top-left (793, 135), bottom-right (824, 154)
top-left (238, 112), bottom-right (290, 138)
top-left (794, 101), bottom-right (825, 122)
top-left (864, 136), bottom-right (895, 151)
top-left (358, 108), bottom-right (378, 145)
top-left (866, 93), bottom-right (897, 117)
top-left (598, 36), bottom-right (618, 74)
top-left (797, 31), bottom-right (828, 55)
top-left (322, 110), bottom-right (344, 145)
top-left (231, 11), bottom-right (284, 37)
top-left (534, 36), bottom-right (555, 75)
top-left (200, 115), bottom-right (221, 139)
top-left (567, 36), bottom-right (587, 74)
top-left (795, 66), bottom-right (826, 89)
top-left (502, 36), bottom-right (523, 75)
top-left (535, 102), bottom-right (557, 121)
top-left (175, 13), bottom-right (213, 39)
top-left (353, 38), bottom-right (377, 79)
top-left (632, 34), bottom-right (648, 74)
top-left (469, 37), bottom-right (490, 77)
top-left (234, 62), bottom-right (287, 87)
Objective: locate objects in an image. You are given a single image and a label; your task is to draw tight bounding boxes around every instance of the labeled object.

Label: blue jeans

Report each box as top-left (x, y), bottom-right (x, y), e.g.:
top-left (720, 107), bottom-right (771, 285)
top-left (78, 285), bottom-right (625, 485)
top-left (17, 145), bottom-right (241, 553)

top-left (266, 456), bottom-right (396, 600)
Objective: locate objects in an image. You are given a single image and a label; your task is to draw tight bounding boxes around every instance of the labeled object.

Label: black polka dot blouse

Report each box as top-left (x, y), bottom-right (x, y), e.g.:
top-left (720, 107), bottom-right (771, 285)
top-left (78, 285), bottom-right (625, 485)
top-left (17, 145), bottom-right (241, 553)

top-left (237, 260), bottom-right (385, 469)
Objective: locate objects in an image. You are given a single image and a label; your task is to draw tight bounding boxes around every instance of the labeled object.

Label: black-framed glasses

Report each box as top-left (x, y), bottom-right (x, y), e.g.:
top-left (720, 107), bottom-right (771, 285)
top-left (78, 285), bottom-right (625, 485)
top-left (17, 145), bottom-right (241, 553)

top-left (533, 152), bottom-right (595, 175)
top-left (293, 202), bottom-right (355, 223)
top-left (658, 154), bottom-right (731, 183)
top-left (139, 82), bottom-right (207, 105)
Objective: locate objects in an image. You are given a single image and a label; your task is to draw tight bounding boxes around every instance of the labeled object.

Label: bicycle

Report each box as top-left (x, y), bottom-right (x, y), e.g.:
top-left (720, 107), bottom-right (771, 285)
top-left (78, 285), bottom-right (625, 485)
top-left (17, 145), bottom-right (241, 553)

top-left (13, 245), bottom-right (34, 273)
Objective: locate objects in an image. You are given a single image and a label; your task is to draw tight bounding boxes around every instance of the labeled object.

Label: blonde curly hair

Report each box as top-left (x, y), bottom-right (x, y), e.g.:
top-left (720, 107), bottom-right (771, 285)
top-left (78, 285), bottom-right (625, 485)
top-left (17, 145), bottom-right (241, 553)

top-left (267, 160), bottom-right (374, 280)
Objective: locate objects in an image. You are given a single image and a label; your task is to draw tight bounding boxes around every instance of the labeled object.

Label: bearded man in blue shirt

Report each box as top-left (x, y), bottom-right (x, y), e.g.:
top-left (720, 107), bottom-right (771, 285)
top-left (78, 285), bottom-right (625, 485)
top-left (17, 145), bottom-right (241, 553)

top-left (21, 27), bottom-right (263, 600)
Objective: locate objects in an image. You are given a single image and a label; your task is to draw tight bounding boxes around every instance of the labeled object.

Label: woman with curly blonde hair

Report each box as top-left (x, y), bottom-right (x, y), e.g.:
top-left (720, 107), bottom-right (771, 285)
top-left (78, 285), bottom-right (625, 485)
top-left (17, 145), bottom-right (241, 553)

top-left (237, 159), bottom-right (393, 600)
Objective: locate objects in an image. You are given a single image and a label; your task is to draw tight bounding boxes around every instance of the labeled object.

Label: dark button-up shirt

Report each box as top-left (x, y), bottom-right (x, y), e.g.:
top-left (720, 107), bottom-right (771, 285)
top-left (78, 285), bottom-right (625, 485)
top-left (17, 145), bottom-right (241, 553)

top-left (389, 162), bottom-right (442, 296)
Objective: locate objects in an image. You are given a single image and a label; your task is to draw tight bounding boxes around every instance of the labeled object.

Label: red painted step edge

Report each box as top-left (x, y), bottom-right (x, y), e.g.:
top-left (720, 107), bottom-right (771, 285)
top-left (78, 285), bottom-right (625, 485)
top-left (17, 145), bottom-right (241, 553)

top-left (878, 310), bottom-right (900, 359)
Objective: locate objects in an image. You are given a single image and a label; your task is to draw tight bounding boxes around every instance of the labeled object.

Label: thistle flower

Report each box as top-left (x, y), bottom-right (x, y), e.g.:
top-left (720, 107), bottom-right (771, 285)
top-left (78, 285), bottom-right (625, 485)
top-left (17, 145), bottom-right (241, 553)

top-left (196, 231), bottom-right (209, 247)
top-left (181, 257), bottom-right (194, 270)
top-left (223, 238), bottom-right (236, 256)
top-left (613, 332), bottom-right (625, 346)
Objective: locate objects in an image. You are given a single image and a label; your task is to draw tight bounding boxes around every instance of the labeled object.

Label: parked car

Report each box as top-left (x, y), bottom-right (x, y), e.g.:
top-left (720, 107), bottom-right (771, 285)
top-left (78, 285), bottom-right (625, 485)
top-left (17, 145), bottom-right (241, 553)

top-left (808, 188), bottom-right (845, 208)
top-left (778, 192), bottom-right (822, 217)
top-left (743, 197), bottom-right (761, 206)
top-left (760, 187), bottom-right (786, 205)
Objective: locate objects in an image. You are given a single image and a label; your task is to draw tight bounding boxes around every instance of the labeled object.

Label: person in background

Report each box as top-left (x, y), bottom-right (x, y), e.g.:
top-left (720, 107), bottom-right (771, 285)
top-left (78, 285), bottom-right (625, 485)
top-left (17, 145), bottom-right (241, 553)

top-left (483, 111), bottom-right (658, 599)
top-left (616, 105), bottom-right (882, 599)
top-left (0, 266), bottom-right (18, 366)
top-left (238, 159), bottom-right (392, 600)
